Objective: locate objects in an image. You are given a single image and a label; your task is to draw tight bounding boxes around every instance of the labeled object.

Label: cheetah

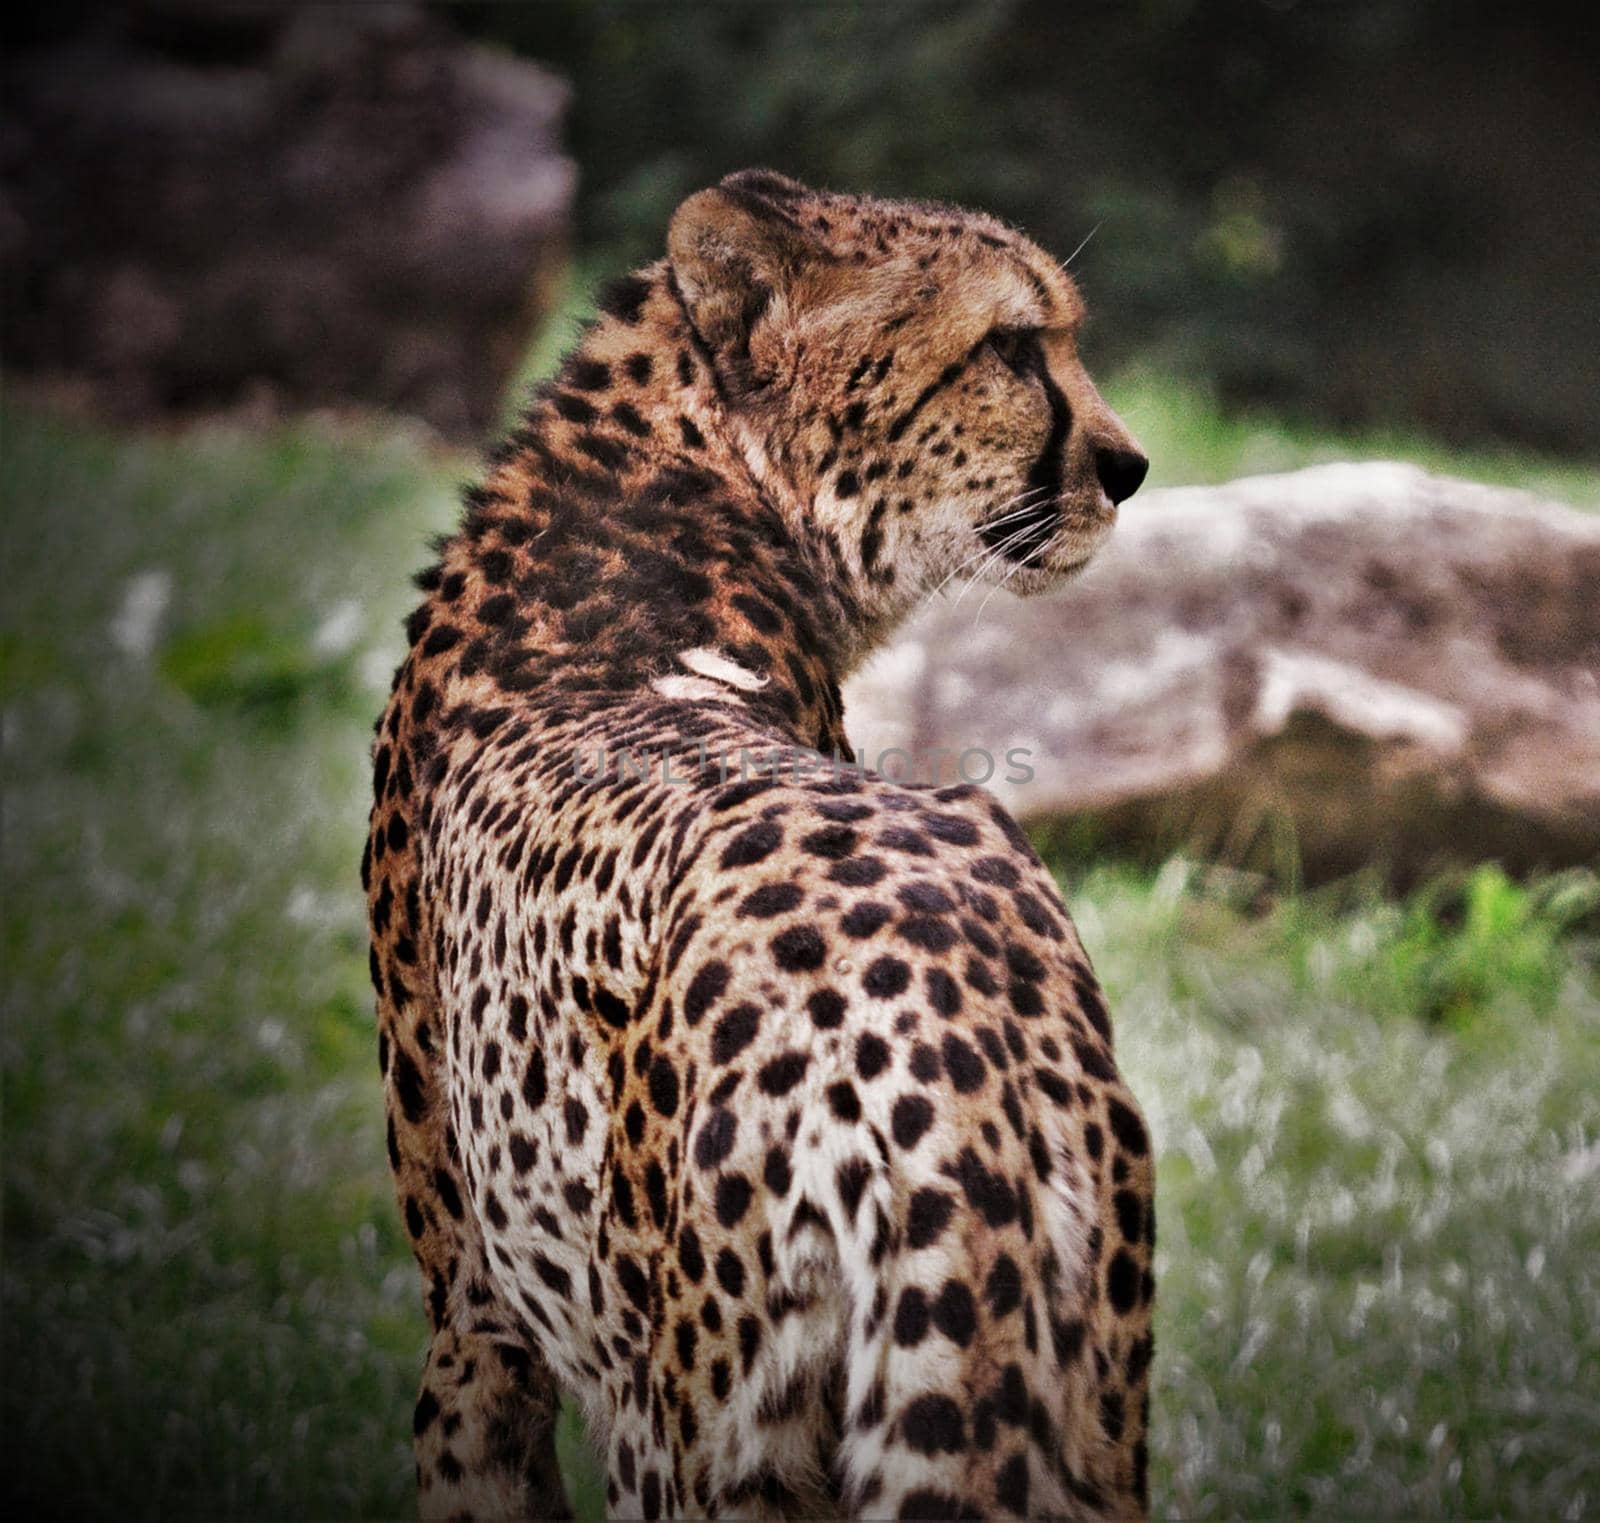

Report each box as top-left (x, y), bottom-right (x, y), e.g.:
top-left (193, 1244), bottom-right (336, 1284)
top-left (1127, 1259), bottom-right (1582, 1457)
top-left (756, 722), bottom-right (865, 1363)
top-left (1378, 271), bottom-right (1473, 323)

top-left (364, 169), bottom-right (1154, 1521)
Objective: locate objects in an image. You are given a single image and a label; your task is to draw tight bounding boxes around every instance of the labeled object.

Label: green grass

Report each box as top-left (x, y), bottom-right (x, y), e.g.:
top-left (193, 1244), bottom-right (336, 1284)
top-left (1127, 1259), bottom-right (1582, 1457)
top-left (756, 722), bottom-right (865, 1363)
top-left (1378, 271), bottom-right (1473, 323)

top-left (2, 387), bottom-right (1596, 1520)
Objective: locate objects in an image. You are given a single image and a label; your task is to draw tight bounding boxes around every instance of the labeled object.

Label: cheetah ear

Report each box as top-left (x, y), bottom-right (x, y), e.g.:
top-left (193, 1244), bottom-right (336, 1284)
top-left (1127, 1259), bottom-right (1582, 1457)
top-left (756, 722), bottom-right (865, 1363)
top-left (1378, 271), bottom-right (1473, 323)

top-left (668, 173), bottom-right (824, 367)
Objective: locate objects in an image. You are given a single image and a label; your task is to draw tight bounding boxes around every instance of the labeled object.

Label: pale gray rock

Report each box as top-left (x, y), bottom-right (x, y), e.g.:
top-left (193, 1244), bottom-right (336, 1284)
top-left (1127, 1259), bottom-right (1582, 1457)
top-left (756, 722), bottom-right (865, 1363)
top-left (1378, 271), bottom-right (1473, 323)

top-left (845, 463), bottom-right (1600, 881)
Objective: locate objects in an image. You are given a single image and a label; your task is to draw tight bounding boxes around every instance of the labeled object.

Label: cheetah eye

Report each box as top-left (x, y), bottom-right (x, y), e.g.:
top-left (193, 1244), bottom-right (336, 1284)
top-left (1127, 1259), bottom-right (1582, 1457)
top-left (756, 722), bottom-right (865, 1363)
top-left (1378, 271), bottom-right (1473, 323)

top-left (985, 327), bottom-right (1040, 377)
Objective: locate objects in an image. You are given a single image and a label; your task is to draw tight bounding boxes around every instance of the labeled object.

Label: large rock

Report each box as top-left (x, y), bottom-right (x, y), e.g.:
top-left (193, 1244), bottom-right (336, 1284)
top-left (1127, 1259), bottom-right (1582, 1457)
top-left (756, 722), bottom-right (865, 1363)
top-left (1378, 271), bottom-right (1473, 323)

top-left (1, 2), bottom-right (573, 439)
top-left (845, 463), bottom-right (1600, 882)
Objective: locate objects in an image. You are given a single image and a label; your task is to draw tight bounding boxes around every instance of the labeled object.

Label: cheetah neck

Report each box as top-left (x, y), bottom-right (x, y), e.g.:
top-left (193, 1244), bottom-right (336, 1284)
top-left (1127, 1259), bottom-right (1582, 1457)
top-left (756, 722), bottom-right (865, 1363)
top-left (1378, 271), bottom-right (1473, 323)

top-left (417, 268), bottom-right (875, 757)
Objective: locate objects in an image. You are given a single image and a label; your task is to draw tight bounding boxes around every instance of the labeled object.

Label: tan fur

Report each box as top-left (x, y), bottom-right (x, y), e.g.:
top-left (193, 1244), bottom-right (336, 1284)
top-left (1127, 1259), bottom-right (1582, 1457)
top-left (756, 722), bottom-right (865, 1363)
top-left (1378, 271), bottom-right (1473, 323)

top-left (365, 171), bottom-right (1151, 1520)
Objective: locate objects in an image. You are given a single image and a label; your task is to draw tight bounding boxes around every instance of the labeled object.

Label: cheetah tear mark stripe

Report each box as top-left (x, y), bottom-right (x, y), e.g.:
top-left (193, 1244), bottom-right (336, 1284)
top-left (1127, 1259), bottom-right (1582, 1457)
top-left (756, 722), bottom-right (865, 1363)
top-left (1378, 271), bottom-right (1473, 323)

top-left (885, 337), bottom-right (987, 444)
top-left (981, 334), bottom-right (1072, 562)
top-left (678, 646), bottom-right (770, 691)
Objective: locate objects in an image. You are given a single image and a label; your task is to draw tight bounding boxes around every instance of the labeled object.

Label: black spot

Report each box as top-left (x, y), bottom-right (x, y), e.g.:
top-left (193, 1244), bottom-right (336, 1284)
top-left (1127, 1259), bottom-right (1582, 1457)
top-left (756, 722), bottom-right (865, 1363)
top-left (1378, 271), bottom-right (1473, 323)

top-left (684, 961), bottom-right (730, 1025)
top-left (923, 813), bottom-right (981, 847)
top-left (771, 925), bottom-right (827, 972)
top-left (842, 901), bottom-right (892, 938)
top-left (589, 980), bottom-right (628, 1029)
top-left (893, 1287), bottom-right (929, 1346)
top-left (715, 1247), bottom-right (745, 1297)
top-left (764, 1146), bottom-right (791, 1195)
top-left (1115, 1188), bottom-right (1143, 1244)
top-left (1035, 1067), bottom-right (1074, 1107)
top-left (648, 1055), bottom-right (680, 1117)
top-left (392, 1045), bottom-right (427, 1123)
top-left (694, 1108), bottom-right (737, 1170)
top-left (758, 1051), bottom-right (809, 1096)
top-left (950, 1147), bottom-right (1017, 1227)
top-left (901, 1394), bottom-right (965, 1454)
top-left (1051, 1314), bottom-right (1086, 1365)
top-left (738, 1314), bottom-right (762, 1374)
top-left (801, 825), bottom-right (858, 859)
top-left (931, 1280), bottom-right (977, 1346)
top-left (941, 1034), bottom-right (985, 1093)
top-left (610, 400), bottom-right (651, 437)
top-left (898, 880), bottom-right (954, 914)
top-left (1107, 1098), bottom-right (1149, 1157)
top-left (1107, 1250), bottom-right (1140, 1314)
top-left (567, 357), bottom-right (611, 390)
top-left (1073, 1036), bottom-right (1116, 1082)
top-left (615, 1254), bottom-right (651, 1313)
top-left (721, 821), bottom-right (783, 869)
top-left (985, 1255), bottom-right (1023, 1318)
top-left (900, 915), bottom-right (956, 954)
top-left (739, 882), bottom-right (804, 918)
top-left (521, 1049), bottom-right (547, 1109)
top-left (829, 856), bottom-right (888, 887)
top-left (598, 273), bottom-right (653, 323)
top-left (712, 1002), bottom-right (761, 1064)
top-left (855, 1032), bottom-right (890, 1079)
top-left (925, 966), bottom-right (962, 1018)
top-left (972, 855), bottom-right (1019, 888)
top-left (421, 624), bottom-right (461, 656)
top-left (996, 1453), bottom-right (1030, 1514)
top-left (906, 1188), bottom-right (954, 1249)
top-left (878, 826), bottom-right (933, 856)
top-left (828, 1082), bottom-right (863, 1123)
top-left (715, 1172), bottom-right (754, 1227)
top-left (891, 1094), bottom-right (935, 1150)
top-left (863, 956), bottom-right (910, 998)
top-left (551, 390), bottom-right (597, 424)
top-left (836, 1155), bottom-right (871, 1219)
top-left (1126, 1332), bottom-right (1154, 1387)
top-left (678, 1224), bottom-right (705, 1282)
top-left (1009, 980), bottom-right (1045, 1017)
top-left (897, 1491), bottom-right (976, 1521)
top-left (533, 1253), bottom-right (571, 1298)
top-left (808, 988), bottom-right (846, 1028)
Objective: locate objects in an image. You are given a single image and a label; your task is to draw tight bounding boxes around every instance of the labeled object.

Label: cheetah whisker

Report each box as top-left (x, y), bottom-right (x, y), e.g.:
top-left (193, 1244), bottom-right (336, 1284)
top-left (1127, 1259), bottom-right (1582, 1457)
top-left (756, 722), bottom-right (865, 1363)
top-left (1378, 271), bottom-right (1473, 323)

top-left (927, 489), bottom-right (1052, 601)
top-left (1060, 222), bottom-right (1102, 270)
top-left (951, 516), bottom-right (1052, 609)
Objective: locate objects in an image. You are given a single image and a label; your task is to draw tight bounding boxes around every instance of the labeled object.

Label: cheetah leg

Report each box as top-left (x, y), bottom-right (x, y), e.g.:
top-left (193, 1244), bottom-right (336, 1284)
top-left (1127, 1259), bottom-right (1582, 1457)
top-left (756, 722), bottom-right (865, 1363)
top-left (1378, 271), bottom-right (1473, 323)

top-left (824, 1114), bottom-right (1154, 1522)
top-left (377, 971), bottom-right (572, 1517)
top-left (413, 1324), bottom-right (571, 1522)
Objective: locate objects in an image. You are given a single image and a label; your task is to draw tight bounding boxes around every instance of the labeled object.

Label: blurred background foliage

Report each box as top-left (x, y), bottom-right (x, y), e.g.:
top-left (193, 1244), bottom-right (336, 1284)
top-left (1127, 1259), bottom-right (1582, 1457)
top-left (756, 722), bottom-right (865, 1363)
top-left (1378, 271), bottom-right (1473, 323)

top-left (454, 0), bottom-right (1598, 453)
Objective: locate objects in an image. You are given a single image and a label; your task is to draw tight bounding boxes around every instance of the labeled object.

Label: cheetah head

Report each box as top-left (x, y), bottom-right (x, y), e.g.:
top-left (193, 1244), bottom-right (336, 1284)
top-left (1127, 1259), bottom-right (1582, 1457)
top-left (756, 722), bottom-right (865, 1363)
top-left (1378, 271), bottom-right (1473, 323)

top-left (669, 169), bottom-right (1147, 616)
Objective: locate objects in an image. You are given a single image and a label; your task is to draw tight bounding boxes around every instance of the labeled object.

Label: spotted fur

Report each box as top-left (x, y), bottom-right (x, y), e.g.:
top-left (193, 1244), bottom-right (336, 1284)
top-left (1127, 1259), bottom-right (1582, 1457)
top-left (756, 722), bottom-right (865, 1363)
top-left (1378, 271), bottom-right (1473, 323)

top-left (365, 170), bottom-right (1152, 1520)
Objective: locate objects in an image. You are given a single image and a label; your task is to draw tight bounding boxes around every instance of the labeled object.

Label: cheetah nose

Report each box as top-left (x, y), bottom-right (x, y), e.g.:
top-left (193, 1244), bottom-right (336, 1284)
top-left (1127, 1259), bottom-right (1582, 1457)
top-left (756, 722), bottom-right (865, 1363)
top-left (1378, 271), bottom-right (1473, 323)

top-left (1094, 445), bottom-right (1149, 506)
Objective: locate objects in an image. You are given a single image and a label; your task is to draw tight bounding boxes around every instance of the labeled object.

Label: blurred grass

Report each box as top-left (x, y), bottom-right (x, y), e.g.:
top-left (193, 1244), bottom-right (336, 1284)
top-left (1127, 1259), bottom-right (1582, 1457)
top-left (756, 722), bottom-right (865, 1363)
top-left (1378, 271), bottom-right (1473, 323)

top-left (2, 380), bottom-right (1597, 1520)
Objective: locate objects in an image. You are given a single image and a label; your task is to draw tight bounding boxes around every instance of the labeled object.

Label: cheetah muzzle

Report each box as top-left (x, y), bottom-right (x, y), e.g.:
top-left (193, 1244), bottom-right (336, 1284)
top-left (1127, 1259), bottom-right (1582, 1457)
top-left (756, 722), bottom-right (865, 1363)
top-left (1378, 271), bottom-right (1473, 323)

top-left (366, 169), bottom-right (1154, 1521)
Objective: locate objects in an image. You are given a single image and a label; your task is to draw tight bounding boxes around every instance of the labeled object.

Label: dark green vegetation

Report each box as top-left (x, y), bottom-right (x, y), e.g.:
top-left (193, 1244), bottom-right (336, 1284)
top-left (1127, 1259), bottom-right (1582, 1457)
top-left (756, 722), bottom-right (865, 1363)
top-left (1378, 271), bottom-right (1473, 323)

top-left (457, 0), bottom-right (1598, 456)
top-left (3, 386), bottom-right (1597, 1518)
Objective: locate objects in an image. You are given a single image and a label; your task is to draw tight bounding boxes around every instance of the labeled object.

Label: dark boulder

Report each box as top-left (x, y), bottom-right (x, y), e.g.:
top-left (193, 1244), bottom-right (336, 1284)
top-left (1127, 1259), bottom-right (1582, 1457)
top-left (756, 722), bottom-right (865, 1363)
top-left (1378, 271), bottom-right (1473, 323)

top-left (1, 2), bottom-right (574, 439)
